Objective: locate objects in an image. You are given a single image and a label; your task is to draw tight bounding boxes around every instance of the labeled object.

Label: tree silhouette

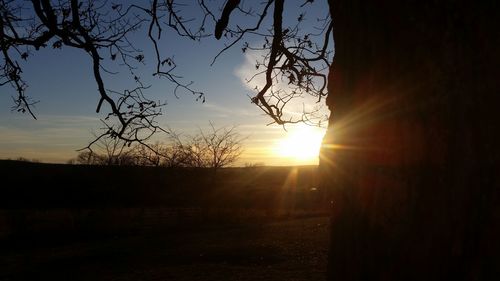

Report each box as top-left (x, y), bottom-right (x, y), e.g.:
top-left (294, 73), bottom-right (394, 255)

top-left (2, 1), bottom-right (497, 280)
top-left (138, 124), bottom-right (245, 169)
top-left (207, 0), bottom-right (332, 125)
top-left (72, 125), bottom-right (244, 168)
top-left (74, 134), bottom-right (135, 165)
top-left (1, 1), bottom-right (331, 140)
top-left (0, 0), bottom-right (205, 148)
top-left (212, 1), bottom-right (498, 280)
top-left (195, 123), bottom-right (244, 169)
top-left (322, 1), bottom-right (497, 280)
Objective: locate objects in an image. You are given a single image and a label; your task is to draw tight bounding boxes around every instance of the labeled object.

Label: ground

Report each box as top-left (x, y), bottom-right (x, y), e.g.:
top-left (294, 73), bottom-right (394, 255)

top-left (0, 216), bottom-right (329, 281)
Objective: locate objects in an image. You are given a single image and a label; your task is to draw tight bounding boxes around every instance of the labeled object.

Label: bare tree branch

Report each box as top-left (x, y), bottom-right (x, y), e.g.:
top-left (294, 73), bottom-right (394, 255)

top-left (0, 0), bottom-right (209, 150)
top-left (209, 0), bottom-right (332, 126)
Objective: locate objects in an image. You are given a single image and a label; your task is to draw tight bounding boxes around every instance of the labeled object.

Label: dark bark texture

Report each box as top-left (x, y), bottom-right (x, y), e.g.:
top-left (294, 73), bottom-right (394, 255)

top-left (321, 1), bottom-right (499, 280)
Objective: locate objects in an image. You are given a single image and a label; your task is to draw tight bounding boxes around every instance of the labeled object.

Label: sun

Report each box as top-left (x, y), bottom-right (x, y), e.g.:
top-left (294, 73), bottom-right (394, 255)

top-left (274, 124), bottom-right (325, 162)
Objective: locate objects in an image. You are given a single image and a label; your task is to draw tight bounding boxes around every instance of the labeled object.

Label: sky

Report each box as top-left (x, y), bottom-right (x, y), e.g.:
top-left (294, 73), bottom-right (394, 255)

top-left (0, 1), bottom-right (331, 166)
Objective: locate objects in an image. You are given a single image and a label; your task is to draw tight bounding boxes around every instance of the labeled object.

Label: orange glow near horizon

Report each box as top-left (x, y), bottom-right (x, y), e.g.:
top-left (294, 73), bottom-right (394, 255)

top-left (273, 124), bottom-right (325, 164)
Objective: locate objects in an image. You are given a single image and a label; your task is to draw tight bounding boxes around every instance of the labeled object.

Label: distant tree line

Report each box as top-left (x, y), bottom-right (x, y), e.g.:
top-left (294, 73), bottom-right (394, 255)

top-left (69, 124), bottom-right (244, 169)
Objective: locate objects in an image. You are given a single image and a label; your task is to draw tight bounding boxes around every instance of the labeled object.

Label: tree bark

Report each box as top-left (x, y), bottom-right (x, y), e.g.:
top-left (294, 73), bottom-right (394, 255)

top-left (321, 1), bottom-right (499, 280)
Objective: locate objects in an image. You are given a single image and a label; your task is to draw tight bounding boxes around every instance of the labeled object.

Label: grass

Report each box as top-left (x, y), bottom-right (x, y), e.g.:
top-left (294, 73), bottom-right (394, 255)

top-left (0, 216), bottom-right (329, 281)
top-left (0, 160), bottom-right (330, 280)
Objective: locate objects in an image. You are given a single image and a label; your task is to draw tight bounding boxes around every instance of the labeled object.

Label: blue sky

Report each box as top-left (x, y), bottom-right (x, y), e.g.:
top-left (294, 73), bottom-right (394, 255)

top-left (0, 0), bottom-right (330, 165)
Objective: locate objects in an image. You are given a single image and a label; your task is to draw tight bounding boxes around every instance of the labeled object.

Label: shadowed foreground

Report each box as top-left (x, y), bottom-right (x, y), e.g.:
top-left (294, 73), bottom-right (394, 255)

top-left (1, 217), bottom-right (328, 281)
top-left (0, 161), bottom-right (328, 280)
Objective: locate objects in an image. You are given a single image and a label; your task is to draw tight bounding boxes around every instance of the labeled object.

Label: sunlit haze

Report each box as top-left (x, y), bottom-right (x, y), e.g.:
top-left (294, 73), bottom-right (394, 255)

top-left (274, 124), bottom-right (325, 164)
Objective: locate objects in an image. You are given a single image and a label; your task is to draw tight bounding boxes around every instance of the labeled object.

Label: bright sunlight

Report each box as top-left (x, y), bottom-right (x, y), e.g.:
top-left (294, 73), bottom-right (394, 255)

top-left (274, 124), bottom-right (325, 163)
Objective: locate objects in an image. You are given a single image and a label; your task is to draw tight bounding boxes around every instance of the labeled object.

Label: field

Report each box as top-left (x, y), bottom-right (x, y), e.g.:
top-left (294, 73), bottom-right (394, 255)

top-left (1, 216), bottom-right (329, 281)
top-left (0, 160), bottom-right (330, 280)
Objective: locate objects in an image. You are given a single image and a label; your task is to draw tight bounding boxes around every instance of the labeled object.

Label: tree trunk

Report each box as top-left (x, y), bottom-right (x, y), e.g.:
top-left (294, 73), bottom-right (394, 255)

top-left (321, 1), bottom-right (499, 280)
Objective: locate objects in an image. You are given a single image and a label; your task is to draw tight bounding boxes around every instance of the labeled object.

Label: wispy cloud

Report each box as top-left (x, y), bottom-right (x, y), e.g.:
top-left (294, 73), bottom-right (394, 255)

top-left (234, 51), bottom-right (266, 92)
top-left (234, 51), bottom-right (329, 125)
top-left (0, 114), bottom-right (101, 162)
